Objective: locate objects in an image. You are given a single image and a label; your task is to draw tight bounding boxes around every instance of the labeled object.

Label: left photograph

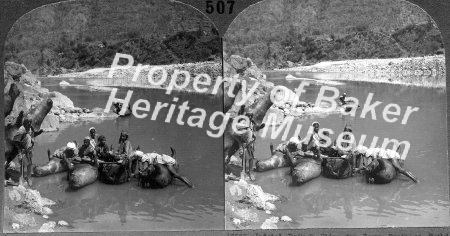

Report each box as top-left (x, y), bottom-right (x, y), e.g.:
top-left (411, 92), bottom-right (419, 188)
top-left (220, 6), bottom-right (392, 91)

top-left (3, 0), bottom-right (223, 232)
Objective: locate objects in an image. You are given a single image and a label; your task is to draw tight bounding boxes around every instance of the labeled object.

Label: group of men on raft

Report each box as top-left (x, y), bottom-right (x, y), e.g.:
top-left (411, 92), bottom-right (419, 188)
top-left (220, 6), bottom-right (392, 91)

top-left (59, 127), bottom-right (193, 187)
top-left (13, 125), bottom-right (193, 188)
top-left (225, 91), bottom-right (417, 183)
top-left (233, 117), bottom-right (417, 183)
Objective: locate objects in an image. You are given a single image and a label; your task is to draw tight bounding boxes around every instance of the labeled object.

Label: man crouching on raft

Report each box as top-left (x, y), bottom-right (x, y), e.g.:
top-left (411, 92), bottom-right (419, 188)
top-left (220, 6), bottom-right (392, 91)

top-left (274, 136), bottom-right (304, 167)
top-left (62, 138), bottom-right (99, 180)
top-left (133, 150), bottom-right (193, 188)
top-left (286, 122), bottom-right (323, 166)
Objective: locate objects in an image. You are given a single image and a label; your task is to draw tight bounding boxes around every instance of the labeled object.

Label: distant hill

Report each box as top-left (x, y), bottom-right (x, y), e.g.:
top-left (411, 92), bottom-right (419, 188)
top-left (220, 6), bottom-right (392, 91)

top-left (224, 0), bottom-right (444, 69)
top-left (4, 0), bottom-right (221, 75)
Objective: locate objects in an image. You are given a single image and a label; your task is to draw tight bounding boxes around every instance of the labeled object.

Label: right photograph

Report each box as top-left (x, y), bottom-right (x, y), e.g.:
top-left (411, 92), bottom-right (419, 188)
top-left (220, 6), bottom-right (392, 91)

top-left (223, 0), bottom-right (449, 229)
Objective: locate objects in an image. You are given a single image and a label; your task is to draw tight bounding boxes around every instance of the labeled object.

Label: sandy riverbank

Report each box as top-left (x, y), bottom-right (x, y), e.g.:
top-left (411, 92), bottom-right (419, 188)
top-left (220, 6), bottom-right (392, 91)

top-left (279, 55), bottom-right (446, 88)
top-left (49, 61), bottom-right (222, 94)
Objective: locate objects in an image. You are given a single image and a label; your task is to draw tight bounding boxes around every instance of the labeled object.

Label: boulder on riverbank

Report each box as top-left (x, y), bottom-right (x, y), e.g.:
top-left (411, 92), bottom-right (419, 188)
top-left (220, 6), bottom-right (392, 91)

top-left (224, 55), bottom-right (337, 127)
top-left (225, 55), bottom-right (266, 81)
top-left (224, 55), bottom-right (274, 117)
top-left (4, 184), bottom-right (70, 233)
top-left (225, 179), bottom-right (293, 230)
top-left (4, 62), bottom-right (118, 132)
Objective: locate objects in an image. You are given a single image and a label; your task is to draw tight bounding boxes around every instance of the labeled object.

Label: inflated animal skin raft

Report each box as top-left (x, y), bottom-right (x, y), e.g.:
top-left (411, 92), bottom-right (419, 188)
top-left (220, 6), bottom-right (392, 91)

top-left (255, 142), bottom-right (316, 172)
top-left (136, 148), bottom-right (191, 189)
top-left (140, 163), bottom-right (176, 188)
top-left (33, 150), bottom-right (71, 177)
top-left (255, 151), bottom-right (290, 172)
top-left (291, 158), bottom-right (322, 185)
top-left (364, 157), bottom-right (418, 184)
top-left (255, 142), bottom-right (303, 172)
top-left (321, 157), bottom-right (353, 179)
top-left (33, 158), bottom-right (70, 177)
top-left (98, 161), bottom-right (129, 185)
top-left (357, 146), bottom-right (418, 184)
top-left (68, 164), bottom-right (99, 189)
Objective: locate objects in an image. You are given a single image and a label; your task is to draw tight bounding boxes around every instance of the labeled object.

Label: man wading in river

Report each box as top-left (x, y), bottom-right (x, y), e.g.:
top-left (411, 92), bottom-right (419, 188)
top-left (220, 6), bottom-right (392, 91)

top-left (234, 112), bottom-right (265, 181)
top-left (13, 118), bottom-right (43, 186)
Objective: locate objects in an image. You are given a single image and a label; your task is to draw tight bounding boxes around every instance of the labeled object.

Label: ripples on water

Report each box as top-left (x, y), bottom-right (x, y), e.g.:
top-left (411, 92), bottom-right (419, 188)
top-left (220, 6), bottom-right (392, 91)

top-left (32, 79), bottom-right (224, 231)
top-left (253, 72), bottom-right (449, 228)
top-left (27, 75), bottom-right (450, 230)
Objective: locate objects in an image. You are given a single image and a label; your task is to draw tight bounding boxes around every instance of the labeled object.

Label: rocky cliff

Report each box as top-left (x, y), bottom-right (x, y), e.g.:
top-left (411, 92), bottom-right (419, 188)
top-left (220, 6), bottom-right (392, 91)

top-left (4, 62), bottom-right (118, 132)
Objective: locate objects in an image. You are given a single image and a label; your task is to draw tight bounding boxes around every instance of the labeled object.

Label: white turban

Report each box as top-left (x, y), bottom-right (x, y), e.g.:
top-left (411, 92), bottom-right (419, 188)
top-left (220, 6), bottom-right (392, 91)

top-left (134, 150), bottom-right (144, 157)
top-left (355, 145), bottom-right (368, 154)
top-left (66, 142), bottom-right (76, 150)
top-left (289, 136), bottom-right (301, 145)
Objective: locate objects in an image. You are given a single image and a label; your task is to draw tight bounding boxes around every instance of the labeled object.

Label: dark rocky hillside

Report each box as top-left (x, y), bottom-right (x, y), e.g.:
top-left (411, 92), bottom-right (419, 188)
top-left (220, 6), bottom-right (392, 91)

top-left (4, 0), bottom-right (220, 75)
top-left (224, 0), bottom-right (444, 69)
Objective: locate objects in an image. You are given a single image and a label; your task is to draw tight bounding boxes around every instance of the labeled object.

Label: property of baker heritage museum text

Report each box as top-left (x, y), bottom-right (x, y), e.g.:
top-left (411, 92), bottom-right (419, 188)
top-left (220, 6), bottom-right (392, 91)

top-left (3, 0), bottom-right (448, 232)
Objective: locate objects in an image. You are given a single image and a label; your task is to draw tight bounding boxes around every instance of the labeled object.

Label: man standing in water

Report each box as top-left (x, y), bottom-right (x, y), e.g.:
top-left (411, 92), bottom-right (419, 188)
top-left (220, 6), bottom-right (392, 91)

top-left (13, 118), bottom-right (43, 186)
top-left (233, 112), bottom-right (265, 181)
top-left (244, 112), bottom-right (265, 181)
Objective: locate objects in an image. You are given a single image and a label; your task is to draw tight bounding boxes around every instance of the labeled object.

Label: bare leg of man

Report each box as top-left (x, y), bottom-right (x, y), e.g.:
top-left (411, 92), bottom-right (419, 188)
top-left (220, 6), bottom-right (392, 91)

top-left (26, 155), bottom-right (32, 186)
top-left (390, 159), bottom-right (418, 183)
top-left (166, 165), bottom-right (193, 188)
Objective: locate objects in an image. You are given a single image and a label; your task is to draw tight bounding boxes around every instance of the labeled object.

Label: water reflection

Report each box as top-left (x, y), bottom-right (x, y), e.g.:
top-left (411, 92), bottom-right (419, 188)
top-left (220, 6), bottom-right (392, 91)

top-left (252, 73), bottom-right (449, 228)
top-left (32, 81), bottom-right (224, 231)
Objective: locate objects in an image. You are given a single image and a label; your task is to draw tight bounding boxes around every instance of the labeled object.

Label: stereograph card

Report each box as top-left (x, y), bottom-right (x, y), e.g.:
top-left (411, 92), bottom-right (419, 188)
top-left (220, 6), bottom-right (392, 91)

top-left (0, 0), bottom-right (448, 235)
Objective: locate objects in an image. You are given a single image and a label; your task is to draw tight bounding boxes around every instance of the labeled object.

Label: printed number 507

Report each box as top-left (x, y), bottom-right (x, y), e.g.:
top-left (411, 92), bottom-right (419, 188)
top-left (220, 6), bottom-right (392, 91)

top-left (206, 0), bottom-right (235, 14)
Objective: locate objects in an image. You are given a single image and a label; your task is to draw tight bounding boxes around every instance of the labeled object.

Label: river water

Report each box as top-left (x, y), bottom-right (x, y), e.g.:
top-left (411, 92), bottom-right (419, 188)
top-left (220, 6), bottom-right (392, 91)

top-left (23, 73), bottom-right (450, 230)
top-left (31, 78), bottom-right (224, 232)
top-left (251, 71), bottom-right (449, 228)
